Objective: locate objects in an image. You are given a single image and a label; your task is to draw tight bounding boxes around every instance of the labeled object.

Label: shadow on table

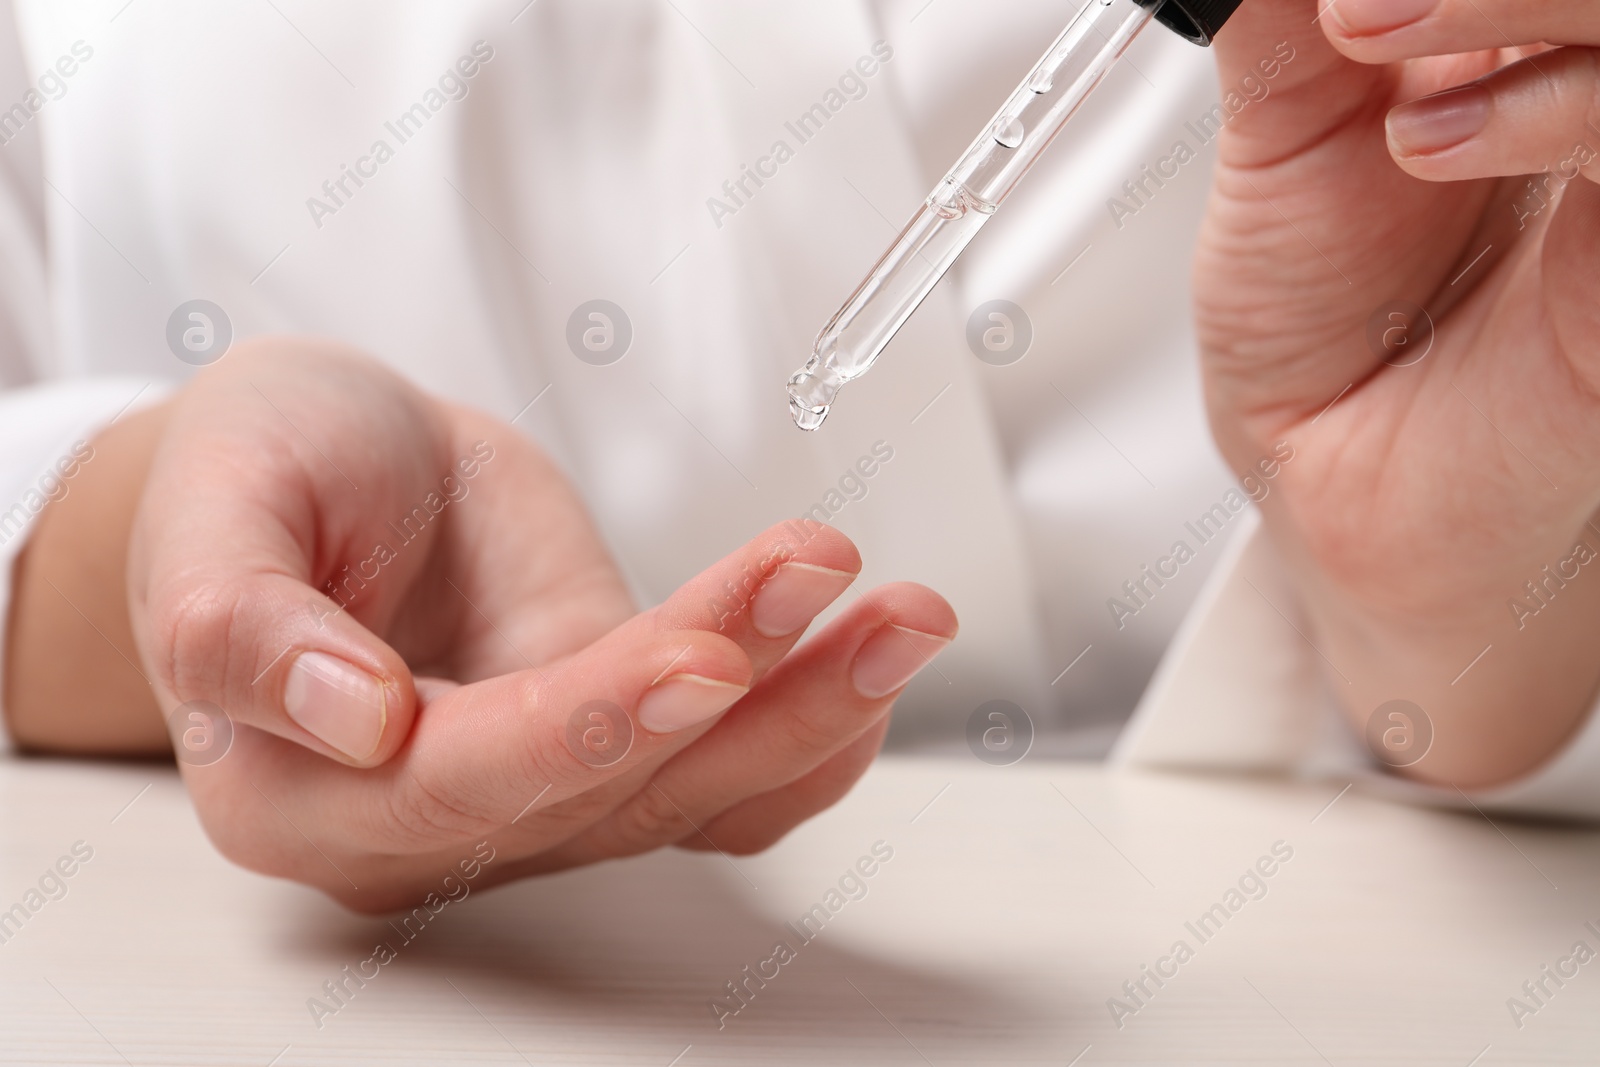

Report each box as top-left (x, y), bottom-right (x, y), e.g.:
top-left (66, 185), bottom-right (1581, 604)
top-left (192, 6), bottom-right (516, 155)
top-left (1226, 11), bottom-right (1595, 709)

top-left (282, 850), bottom-right (1048, 1055)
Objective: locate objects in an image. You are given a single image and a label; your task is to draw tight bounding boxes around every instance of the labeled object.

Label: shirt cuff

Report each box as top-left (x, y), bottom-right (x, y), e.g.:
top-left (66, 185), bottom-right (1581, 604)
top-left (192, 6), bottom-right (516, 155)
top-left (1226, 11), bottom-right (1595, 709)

top-left (0, 378), bottom-right (170, 751)
top-left (1112, 510), bottom-right (1600, 821)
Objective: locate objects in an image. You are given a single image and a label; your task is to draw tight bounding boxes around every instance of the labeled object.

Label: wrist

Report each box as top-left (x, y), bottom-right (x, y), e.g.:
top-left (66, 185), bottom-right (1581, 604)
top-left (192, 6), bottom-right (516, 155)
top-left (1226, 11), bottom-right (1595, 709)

top-left (4, 400), bottom-right (174, 754)
top-left (1299, 545), bottom-right (1600, 789)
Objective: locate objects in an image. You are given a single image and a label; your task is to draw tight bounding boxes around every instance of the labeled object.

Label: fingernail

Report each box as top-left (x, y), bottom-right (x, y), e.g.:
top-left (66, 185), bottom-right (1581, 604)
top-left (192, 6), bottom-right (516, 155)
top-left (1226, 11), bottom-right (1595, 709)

top-left (750, 563), bottom-right (856, 639)
top-left (1388, 85), bottom-right (1491, 156)
top-left (637, 674), bottom-right (748, 734)
top-left (851, 626), bottom-right (952, 700)
top-left (284, 651), bottom-right (387, 761)
top-left (1328, 0), bottom-right (1436, 36)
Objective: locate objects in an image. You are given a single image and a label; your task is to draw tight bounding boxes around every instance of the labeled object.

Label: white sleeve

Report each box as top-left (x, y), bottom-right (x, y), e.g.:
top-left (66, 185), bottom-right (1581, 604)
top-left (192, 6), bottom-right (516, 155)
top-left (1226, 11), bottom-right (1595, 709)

top-left (1112, 512), bottom-right (1600, 821)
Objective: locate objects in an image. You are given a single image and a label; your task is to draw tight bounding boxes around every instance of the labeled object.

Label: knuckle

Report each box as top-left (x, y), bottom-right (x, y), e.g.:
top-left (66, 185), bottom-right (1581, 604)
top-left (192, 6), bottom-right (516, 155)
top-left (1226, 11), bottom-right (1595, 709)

top-left (772, 706), bottom-right (848, 760)
top-left (674, 819), bottom-right (787, 856)
top-left (610, 786), bottom-right (697, 853)
top-left (148, 579), bottom-right (247, 698)
top-left (385, 773), bottom-right (496, 850)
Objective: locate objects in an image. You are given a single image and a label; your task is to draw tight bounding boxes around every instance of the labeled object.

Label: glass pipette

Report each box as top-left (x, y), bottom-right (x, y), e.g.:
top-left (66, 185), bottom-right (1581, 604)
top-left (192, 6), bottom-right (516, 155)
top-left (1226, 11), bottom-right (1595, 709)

top-left (786, 0), bottom-right (1244, 430)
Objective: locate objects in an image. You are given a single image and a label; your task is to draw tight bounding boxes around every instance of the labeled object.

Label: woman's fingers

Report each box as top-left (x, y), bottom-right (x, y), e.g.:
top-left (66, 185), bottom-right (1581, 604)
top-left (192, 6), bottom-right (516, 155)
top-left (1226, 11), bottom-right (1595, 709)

top-left (1325, 0), bottom-right (1600, 61)
top-left (556, 582), bottom-right (956, 863)
top-left (639, 519), bottom-right (862, 678)
top-left (220, 526), bottom-right (871, 857)
top-left (206, 621), bottom-right (753, 870)
top-left (445, 723), bottom-right (889, 896)
top-left (676, 717), bottom-right (892, 856)
top-left (1386, 47), bottom-right (1600, 183)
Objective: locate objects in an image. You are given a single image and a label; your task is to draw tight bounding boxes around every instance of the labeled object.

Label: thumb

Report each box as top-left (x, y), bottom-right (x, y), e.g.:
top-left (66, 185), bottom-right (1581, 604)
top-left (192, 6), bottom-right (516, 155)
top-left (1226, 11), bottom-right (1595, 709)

top-left (136, 561), bottom-right (418, 769)
top-left (127, 350), bottom-right (445, 769)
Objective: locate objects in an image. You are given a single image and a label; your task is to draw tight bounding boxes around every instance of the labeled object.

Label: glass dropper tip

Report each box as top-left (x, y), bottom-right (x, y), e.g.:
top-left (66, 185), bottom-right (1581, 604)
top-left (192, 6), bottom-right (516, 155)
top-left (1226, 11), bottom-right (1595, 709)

top-left (791, 399), bottom-right (829, 432)
top-left (787, 363), bottom-right (842, 431)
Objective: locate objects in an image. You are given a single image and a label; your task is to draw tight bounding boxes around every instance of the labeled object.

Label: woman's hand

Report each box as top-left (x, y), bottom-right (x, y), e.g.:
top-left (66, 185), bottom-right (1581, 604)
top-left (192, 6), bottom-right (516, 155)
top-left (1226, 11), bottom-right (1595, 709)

top-left (1196, 0), bottom-right (1600, 786)
top-left (11, 339), bottom-right (955, 911)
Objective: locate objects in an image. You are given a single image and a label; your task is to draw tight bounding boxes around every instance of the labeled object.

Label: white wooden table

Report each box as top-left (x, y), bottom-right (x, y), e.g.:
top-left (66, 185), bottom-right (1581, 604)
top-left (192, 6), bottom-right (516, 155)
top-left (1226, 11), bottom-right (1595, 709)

top-left (2, 753), bottom-right (1597, 1065)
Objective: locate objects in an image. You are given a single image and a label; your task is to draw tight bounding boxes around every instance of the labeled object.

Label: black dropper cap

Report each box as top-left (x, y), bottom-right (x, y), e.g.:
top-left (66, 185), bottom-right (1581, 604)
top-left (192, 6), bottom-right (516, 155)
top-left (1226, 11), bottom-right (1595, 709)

top-left (1149, 0), bottom-right (1245, 45)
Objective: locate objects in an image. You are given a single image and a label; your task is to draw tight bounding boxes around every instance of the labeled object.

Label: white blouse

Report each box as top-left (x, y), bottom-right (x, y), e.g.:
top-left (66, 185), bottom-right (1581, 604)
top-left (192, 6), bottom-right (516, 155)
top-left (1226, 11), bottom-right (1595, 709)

top-left (0, 0), bottom-right (1593, 817)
